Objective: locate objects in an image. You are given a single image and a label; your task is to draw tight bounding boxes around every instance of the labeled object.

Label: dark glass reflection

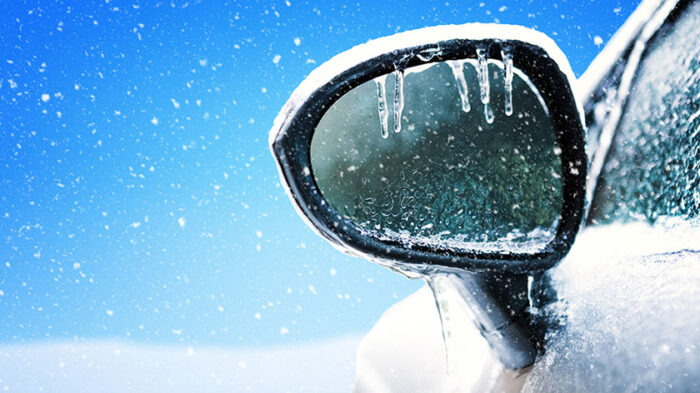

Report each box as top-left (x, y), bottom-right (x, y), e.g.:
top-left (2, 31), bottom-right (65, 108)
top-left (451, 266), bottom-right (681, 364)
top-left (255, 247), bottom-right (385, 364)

top-left (311, 60), bottom-right (562, 252)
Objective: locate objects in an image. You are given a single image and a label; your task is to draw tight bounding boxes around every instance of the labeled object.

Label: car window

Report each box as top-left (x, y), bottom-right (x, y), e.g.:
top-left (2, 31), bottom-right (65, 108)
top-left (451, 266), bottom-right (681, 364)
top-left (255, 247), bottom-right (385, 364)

top-left (589, 1), bottom-right (700, 224)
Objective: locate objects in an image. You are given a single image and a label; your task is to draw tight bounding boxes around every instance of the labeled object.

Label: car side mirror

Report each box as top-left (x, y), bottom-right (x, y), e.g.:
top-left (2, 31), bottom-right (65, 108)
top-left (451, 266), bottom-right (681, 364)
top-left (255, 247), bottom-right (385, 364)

top-left (270, 24), bottom-right (586, 369)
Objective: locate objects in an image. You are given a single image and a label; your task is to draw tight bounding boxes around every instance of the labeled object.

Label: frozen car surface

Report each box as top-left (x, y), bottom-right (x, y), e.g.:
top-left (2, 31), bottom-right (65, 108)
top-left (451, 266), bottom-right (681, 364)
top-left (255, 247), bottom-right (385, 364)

top-left (529, 3), bottom-right (700, 391)
top-left (523, 224), bottom-right (700, 392)
top-left (524, 2), bottom-right (700, 390)
top-left (357, 1), bottom-right (700, 391)
top-left (355, 223), bottom-right (700, 393)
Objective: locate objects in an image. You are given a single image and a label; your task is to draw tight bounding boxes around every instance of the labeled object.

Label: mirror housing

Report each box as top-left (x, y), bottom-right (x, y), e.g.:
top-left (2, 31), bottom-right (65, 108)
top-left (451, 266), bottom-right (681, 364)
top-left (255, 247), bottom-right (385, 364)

top-left (270, 23), bottom-right (586, 276)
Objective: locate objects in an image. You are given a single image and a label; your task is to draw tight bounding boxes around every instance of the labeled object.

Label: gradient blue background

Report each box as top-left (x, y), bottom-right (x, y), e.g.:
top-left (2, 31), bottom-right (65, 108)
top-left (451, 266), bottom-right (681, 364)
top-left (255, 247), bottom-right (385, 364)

top-left (0, 0), bottom-right (639, 348)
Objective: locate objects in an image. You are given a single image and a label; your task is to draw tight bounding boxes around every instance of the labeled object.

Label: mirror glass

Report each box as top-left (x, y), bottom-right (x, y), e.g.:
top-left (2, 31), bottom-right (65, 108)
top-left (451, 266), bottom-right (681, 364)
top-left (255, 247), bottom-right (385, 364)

top-left (310, 58), bottom-right (562, 253)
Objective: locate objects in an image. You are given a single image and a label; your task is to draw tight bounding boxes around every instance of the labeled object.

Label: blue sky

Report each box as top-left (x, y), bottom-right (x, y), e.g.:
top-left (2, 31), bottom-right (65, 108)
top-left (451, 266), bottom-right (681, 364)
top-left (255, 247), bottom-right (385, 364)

top-left (0, 0), bottom-right (639, 348)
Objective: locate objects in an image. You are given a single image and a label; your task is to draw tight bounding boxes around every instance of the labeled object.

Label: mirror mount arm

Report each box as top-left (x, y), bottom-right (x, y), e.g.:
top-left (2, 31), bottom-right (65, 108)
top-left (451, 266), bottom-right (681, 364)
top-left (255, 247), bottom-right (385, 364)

top-left (447, 271), bottom-right (551, 370)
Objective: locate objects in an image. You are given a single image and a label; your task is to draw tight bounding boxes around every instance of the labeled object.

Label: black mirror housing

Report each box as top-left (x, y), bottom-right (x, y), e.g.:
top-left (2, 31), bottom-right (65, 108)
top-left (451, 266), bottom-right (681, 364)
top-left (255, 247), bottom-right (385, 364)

top-left (270, 23), bottom-right (587, 276)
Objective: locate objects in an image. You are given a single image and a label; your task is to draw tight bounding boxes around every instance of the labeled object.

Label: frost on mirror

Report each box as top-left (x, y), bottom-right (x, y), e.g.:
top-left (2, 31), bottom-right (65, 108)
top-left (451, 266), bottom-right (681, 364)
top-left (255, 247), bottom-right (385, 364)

top-left (310, 58), bottom-right (562, 253)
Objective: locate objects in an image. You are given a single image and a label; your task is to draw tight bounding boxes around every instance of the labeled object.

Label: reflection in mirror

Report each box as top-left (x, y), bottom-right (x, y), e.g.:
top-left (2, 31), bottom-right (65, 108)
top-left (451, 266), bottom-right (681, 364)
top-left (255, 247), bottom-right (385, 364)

top-left (311, 57), bottom-right (562, 253)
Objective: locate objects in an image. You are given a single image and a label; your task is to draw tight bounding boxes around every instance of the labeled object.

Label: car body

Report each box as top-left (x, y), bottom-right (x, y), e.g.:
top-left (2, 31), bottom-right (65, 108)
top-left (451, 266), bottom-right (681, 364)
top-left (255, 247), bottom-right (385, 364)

top-left (354, 0), bottom-right (700, 391)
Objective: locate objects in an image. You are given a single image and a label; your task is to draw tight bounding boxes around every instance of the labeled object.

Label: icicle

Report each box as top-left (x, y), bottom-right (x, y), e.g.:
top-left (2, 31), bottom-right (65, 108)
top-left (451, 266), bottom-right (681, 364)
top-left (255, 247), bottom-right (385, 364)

top-left (476, 45), bottom-right (493, 123)
top-left (375, 75), bottom-right (390, 138)
top-left (502, 48), bottom-right (514, 116)
top-left (475, 45), bottom-right (490, 105)
top-left (416, 46), bottom-right (441, 62)
top-left (426, 274), bottom-right (455, 375)
top-left (393, 69), bottom-right (405, 134)
top-left (447, 60), bottom-right (471, 113)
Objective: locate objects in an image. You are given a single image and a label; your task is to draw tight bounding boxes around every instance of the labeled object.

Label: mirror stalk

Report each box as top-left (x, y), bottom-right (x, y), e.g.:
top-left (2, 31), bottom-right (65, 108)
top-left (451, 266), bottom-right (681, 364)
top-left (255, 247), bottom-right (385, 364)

top-left (271, 24), bottom-right (584, 371)
top-left (447, 271), bottom-right (549, 370)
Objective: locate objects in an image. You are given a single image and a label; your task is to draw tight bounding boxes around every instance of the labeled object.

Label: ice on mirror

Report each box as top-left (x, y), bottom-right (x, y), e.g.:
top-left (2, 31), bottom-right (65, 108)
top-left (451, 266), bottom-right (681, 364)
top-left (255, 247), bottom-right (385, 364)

top-left (393, 69), bottom-right (405, 134)
top-left (475, 45), bottom-right (493, 123)
top-left (475, 45), bottom-right (491, 104)
top-left (377, 224), bottom-right (558, 255)
top-left (374, 46), bottom-right (519, 137)
top-left (313, 52), bottom-right (560, 253)
top-left (447, 60), bottom-right (471, 113)
top-left (374, 75), bottom-right (390, 138)
top-left (425, 274), bottom-right (456, 374)
top-left (502, 49), bottom-right (514, 116)
top-left (416, 46), bottom-right (442, 62)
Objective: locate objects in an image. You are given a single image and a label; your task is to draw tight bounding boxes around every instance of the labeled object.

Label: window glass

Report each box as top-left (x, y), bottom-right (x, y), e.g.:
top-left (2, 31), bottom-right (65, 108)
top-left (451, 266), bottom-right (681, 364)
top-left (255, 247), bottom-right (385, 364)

top-left (590, 2), bottom-right (700, 224)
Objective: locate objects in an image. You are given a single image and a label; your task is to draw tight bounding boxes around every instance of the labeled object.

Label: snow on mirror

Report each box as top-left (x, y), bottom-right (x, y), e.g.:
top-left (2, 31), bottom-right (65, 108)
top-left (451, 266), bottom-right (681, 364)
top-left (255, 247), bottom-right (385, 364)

top-left (310, 59), bottom-right (562, 253)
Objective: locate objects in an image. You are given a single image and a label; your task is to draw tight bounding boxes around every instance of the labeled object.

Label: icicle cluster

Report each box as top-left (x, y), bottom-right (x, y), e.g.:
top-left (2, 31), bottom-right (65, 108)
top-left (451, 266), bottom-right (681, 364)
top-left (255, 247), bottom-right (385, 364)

top-left (375, 43), bottom-right (517, 137)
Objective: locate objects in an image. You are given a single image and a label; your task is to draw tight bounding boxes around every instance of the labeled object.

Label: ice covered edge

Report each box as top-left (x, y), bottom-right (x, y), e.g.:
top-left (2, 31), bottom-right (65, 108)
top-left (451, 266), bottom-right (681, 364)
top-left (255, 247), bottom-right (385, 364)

top-left (269, 23), bottom-right (580, 148)
top-left (268, 23), bottom-right (582, 259)
top-left (577, 0), bottom-right (667, 103)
